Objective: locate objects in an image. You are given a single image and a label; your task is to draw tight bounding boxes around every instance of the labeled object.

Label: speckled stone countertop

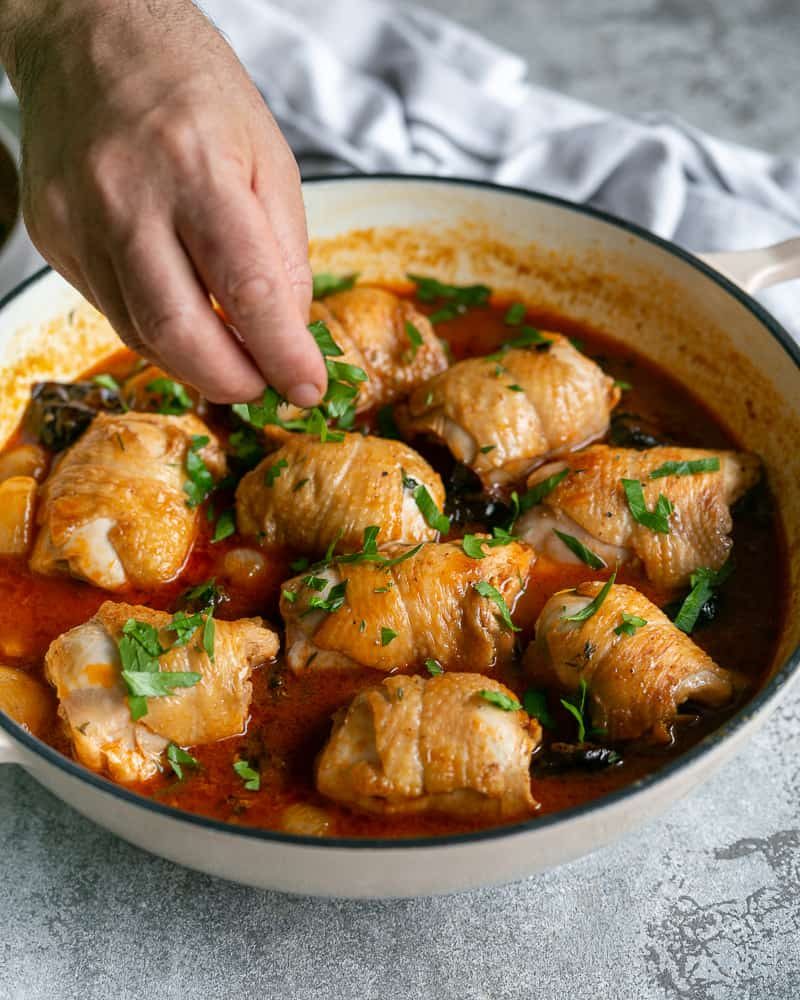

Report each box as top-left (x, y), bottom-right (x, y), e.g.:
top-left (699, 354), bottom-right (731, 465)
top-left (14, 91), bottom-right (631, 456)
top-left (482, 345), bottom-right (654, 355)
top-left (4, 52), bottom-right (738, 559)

top-left (2, 3), bottom-right (800, 999)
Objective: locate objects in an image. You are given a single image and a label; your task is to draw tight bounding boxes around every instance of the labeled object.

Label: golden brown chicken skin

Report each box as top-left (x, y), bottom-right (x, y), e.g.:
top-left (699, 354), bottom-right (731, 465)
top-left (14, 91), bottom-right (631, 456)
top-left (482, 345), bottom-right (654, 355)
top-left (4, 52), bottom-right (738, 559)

top-left (516, 445), bottom-right (760, 588)
top-left (236, 432), bottom-right (445, 556)
top-left (316, 672), bottom-right (541, 818)
top-left (45, 602), bottom-right (278, 783)
top-left (398, 335), bottom-right (619, 488)
top-left (310, 286), bottom-right (448, 410)
top-left (524, 582), bottom-right (735, 743)
top-left (280, 539), bottom-right (535, 673)
top-left (30, 412), bottom-right (226, 590)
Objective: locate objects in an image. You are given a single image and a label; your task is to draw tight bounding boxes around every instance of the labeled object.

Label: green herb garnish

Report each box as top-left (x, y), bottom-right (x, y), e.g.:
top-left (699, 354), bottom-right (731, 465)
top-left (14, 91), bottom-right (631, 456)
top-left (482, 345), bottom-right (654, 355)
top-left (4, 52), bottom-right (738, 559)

top-left (621, 479), bottom-right (674, 534)
top-left (380, 627), bottom-right (398, 646)
top-left (404, 320), bottom-right (424, 360)
top-left (673, 559), bottom-right (734, 634)
top-left (93, 373), bottom-right (120, 392)
top-left (166, 743), bottom-right (199, 780)
top-left (649, 457), bottom-right (720, 479)
top-left (183, 435), bottom-right (215, 508)
top-left (425, 659), bottom-right (443, 676)
top-left (403, 475), bottom-right (450, 534)
top-left (504, 302), bottom-right (527, 326)
top-left (377, 404), bottom-right (401, 439)
top-left (523, 689), bottom-right (555, 728)
top-left (478, 689), bottom-right (522, 712)
top-left (553, 530), bottom-right (607, 569)
top-left (212, 509), bottom-right (236, 543)
top-left (511, 468), bottom-right (569, 521)
top-left (561, 678), bottom-right (589, 742)
top-left (473, 581), bottom-right (520, 632)
top-left (147, 377), bottom-right (193, 415)
top-left (312, 272), bottom-right (358, 299)
top-left (561, 573), bottom-right (616, 623)
top-left (614, 612), bottom-right (648, 636)
top-left (306, 580), bottom-right (348, 614)
top-left (233, 759), bottom-right (260, 791)
top-left (264, 457), bottom-right (288, 487)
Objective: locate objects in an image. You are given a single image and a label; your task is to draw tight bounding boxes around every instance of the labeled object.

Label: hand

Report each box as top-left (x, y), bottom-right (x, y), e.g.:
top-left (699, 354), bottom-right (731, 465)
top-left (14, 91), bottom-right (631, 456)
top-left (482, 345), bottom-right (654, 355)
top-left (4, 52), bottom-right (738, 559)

top-left (1, 0), bottom-right (326, 405)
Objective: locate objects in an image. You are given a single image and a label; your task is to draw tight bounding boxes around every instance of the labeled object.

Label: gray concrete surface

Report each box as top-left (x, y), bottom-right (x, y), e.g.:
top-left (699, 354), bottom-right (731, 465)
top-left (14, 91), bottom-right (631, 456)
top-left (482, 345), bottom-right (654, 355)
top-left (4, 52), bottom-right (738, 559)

top-left (2, 2), bottom-right (800, 999)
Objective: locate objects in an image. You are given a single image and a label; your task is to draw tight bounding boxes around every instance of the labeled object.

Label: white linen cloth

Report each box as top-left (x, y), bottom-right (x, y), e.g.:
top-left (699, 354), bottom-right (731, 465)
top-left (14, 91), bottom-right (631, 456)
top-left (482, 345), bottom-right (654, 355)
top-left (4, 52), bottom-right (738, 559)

top-left (199, 0), bottom-right (800, 335)
top-left (2, 0), bottom-right (798, 331)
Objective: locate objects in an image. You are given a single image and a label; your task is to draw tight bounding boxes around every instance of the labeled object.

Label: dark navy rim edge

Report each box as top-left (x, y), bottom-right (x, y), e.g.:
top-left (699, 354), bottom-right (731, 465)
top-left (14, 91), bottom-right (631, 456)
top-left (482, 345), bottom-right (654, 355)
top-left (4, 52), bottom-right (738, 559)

top-left (1, 173), bottom-right (798, 853)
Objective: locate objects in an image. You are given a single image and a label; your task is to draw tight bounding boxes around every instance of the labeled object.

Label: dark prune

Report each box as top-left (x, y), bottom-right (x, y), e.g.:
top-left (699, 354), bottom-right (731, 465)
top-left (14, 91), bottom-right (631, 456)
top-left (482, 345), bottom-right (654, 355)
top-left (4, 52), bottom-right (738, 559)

top-left (26, 380), bottom-right (124, 451)
top-left (609, 412), bottom-right (668, 450)
top-left (532, 741), bottom-right (623, 774)
top-left (443, 461), bottom-right (513, 530)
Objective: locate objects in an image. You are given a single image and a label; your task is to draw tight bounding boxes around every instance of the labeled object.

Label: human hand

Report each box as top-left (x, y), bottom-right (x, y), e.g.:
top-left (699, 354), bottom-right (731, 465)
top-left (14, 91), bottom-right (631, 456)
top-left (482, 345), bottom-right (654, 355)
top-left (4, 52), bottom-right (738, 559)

top-left (1, 0), bottom-right (326, 405)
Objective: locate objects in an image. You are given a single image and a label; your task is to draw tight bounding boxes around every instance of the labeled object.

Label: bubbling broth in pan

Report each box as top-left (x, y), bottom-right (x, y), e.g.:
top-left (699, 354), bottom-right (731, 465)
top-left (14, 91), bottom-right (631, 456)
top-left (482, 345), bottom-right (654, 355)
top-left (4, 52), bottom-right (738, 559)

top-left (0, 283), bottom-right (787, 839)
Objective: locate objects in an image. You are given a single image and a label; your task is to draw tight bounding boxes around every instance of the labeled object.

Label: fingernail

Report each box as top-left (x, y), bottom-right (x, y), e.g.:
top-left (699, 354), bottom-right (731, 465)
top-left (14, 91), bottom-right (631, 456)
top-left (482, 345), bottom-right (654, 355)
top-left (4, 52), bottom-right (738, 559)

top-left (287, 382), bottom-right (323, 408)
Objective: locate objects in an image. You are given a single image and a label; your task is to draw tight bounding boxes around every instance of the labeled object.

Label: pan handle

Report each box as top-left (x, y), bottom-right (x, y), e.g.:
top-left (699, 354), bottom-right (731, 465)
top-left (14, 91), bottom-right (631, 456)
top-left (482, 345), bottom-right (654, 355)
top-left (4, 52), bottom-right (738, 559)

top-left (0, 726), bottom-right (24, 765)
top-left (698, 237), bottom-right (800, 294)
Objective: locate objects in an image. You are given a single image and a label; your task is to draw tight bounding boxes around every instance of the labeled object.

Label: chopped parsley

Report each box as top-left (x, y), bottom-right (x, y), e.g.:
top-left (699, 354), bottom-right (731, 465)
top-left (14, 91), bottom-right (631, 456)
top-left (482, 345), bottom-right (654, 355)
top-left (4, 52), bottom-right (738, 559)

top-left (202, 613), bottom-right (215, 661)
top-left (553, 529), bottom-right (607, 569)
top-left (473, 580), bottom-right (520, 632)
top-left (462, 526), bottom-right (518, 560)
top-left (306, 580), bottom-right (348, 614)
top-left (178, 578), bottom-right (226, 613)
top-left (425, 659), bottom-right (443, 676)
top-left (504, 302), bottom-right (527, 326)
top-left (404, 320), bottom-right (424, 360)
top-left (380, 627), bottom-right (398, 646)
top-left (621, 478), bottom-right (674, 534)
top-left (166, 743), bottom-right (199, 780)
top-left (488, 325), bottom-right (551, 360)
top-left (92, 373), bottom-right (120, 392)
top-left (403, 474), bottom-right (450, 534)
top-left (614, 612), bottom-right (648, 636)
top-left (560, 677), bottom-right (590, 743)
top-left (282, 588), bottom-right (298, 604)
top-left (233, 759), bottom-right (260, 791)
top-left (312, 272), bottom-right (358, 299)
top-left (673, 559), bottom-right (733, 634)
top-left (407, 273), bottom-right (490, 324)
top-left (228, 426), bottom-right (264, 470)
top-left (613, 379), bottom-right (632, 392)
top-left (264, 457), bottom-right (288, 487)
top-left (302, 575), bottom-right (328, 591)
top-left (479, 444), bottom-right (496, 454)
top-left (232, 320), bottom-right (367, 439)
top-left (478, 689), bottom-right (522, 711)
top-left (649, 457), bottom-right (720, 479)
top-left (510, 468), bottom-right (569, 522)
top-left (561, 572), bottom-right (616, 623)
top-left (183, 434), bottom-right (215, 508)
top-left (507, 384), bottom-right (524, 392)
top-left (290, 556), bottom-right (310, 572)
top-left (146, 377), bottom-right (193, 415)
top-left (212, 508), bottom-right (236, 543)
top-left (523, 689), bottom-right (555, 729)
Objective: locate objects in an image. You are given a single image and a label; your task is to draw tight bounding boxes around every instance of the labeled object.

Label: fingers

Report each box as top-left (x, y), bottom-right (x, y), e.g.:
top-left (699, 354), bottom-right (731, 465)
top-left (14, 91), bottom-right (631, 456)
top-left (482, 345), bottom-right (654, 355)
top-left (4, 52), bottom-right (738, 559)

top-left (111, 222), bottom-right (267, 404)
top-left (253, 137), bottom-right (313, 320)
top-left (176, 181), bottom-right (327, 408)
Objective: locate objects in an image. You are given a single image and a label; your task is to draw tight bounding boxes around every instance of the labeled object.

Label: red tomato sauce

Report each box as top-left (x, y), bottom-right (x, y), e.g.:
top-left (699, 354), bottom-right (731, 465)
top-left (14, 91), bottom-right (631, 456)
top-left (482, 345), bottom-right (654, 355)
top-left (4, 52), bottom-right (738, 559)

top-left (0, 292), bottom-right (787, 838)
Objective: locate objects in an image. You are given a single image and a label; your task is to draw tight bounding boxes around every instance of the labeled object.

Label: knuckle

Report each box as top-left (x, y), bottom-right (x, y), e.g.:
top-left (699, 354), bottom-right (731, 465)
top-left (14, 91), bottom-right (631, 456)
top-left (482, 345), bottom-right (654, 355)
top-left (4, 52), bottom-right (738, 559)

top-left (224, 268), bottom-right (277, 320)
top-left (139, 307), bottom-right (198, 355)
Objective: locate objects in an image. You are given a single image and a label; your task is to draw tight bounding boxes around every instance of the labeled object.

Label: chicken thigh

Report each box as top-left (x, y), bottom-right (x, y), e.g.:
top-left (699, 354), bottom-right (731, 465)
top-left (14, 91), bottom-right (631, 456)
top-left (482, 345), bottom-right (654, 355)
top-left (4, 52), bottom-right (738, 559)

top-left (30, 412), bottom-right (226, 590)
top-left (310, 286), bottom-right (448, 411)
top-left (525, 581), bottom-right (735, 742)
top-left (398, 336), bottom-right (619, 487)
top-left (316, 672), bottom-right (540, 818)
top-left (280, 539), bottom-right (534, 673)
top-left (516, 445), bottom-right (760, 588)
top-left (45, 601), bottom-right (278, 783)
top-left (236, 432), bottom-right (445, 555)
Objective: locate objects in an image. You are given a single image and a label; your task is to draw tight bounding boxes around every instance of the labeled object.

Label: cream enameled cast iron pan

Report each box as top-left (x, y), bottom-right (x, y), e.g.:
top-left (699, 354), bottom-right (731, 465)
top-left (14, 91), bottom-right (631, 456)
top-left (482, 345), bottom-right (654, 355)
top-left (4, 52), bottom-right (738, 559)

top-left (1, 176), bottom-right (799, 898)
